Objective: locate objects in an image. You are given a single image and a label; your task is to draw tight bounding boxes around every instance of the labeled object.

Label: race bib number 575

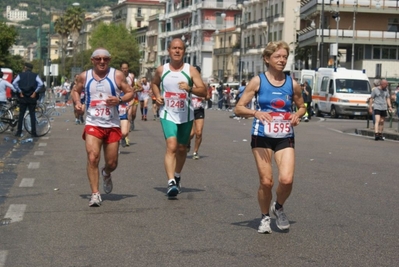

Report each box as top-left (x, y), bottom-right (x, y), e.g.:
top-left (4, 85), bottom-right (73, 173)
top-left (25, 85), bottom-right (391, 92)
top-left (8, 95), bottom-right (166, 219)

top-left (264, 112), bottom-right (293, 138)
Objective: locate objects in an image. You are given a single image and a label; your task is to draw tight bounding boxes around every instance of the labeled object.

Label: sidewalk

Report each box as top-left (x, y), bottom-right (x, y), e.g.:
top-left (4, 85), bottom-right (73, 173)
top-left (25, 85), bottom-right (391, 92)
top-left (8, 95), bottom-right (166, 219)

top-left (356, 118), bottom-right (399, 140)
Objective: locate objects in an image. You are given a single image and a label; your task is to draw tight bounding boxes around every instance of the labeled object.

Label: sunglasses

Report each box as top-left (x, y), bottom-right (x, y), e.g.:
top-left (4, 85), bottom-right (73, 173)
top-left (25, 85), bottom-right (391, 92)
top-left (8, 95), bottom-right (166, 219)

top-left (92, 57), bottom-right (111, 62)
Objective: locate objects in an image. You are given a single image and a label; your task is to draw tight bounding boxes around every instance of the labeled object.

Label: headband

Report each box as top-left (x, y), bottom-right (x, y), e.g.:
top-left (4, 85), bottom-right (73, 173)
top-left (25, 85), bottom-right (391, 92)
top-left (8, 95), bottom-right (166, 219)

top-left (91, 49), bottom-right (111, 58)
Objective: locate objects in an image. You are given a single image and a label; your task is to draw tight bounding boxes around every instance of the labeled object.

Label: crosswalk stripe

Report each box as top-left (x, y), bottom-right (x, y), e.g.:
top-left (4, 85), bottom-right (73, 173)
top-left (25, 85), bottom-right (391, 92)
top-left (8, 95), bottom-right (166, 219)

top-left (34, 151), bottom-right (44, 156)
top-left (28, 162), bottom-right (40, 169)
top-left (19, 178), bottom-right (35, 187)
top-left (4, 204), bottom-right (27, 223)
top-left (0, 250), bottom-right (8, 267)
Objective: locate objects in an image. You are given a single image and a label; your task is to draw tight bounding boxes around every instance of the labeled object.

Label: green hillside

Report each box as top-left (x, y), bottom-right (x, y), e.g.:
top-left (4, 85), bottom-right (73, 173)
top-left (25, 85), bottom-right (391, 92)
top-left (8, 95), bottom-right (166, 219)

top-left (1, 0), bottom-right (116, 45)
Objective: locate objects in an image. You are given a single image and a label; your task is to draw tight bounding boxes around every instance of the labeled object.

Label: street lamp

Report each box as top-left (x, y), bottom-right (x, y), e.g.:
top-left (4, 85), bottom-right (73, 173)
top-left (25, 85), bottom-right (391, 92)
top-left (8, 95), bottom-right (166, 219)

top-left (332, 1), bottom-right (339, 68)
top-left (221, 12), bottom-right (226, 82)
top-left (351, 0), bottom-right (357, 70)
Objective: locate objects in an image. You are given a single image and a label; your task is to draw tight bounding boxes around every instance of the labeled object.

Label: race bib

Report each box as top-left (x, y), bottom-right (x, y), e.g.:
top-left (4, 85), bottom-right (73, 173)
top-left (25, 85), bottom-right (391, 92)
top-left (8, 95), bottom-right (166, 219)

top-left (118, 103), bottom-right (128, 115)
top-left (89, 100), bottom-right (115, 120)
top-left (192, 97), bottom-right (203, 109)
top-left (165, 92), bottom-right (187, 113)
top-left (264, 112), bottom-right (293, 138)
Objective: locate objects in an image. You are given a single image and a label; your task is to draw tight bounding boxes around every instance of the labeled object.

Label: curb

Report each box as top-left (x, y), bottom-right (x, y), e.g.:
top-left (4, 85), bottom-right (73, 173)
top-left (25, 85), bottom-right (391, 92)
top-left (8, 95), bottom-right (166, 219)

top-left (356, 128), bottom-right (399, 141)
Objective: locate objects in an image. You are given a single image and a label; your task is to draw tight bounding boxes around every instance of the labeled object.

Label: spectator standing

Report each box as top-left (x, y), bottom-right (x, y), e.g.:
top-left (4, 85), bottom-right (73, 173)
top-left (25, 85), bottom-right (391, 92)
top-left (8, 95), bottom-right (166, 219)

top-left (12, 62), bottom-right (44, 137)
top-left (217, 81), bottom-right (224, 110)
top-left (224, 84), bottom-right (231, 110)
top-left (206, 83), bottom-right (213, 109)
top-left (0, 70), bottom-right (17, 106)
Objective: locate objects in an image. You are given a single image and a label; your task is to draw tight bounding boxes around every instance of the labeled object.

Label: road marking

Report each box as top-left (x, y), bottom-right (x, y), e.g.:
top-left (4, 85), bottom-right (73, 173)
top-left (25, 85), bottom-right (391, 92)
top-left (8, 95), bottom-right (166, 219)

top-left (4, 204), bottom-right (26, 223)
top-left (34, 151), bottom-right (44, 156)
top-left (28, 162), bottom-right (40, 169)
top-left (0, 250), bottom-right (8, 267)
top-left (41, 137), bottom-right (49, 140)
top-left (38, 143), bottom-right (47, 147)
top-left (19, 178), bottom-right (34, 187)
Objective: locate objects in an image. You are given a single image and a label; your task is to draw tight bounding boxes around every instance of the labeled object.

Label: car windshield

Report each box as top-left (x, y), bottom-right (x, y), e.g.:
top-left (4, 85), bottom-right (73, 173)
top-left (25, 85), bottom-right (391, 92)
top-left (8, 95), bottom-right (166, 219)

top-left (335, 79), bottom-right (371, 94)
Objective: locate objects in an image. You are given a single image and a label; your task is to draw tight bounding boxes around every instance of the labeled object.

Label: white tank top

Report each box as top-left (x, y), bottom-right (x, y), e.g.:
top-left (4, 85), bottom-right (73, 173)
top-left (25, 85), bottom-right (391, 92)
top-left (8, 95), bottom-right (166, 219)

top-left (84, 68), bottom-right (121, 128)
top-left (159, 63), bottom-right (193, 123)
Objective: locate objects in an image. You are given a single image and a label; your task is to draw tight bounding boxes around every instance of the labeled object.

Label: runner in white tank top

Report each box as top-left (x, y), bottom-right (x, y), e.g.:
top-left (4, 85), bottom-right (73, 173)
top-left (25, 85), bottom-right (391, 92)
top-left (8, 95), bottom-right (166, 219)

top-left (139, 77), bottom-right (151, 120)
top-left (151, 38), bottom-right (207, 198)
top-left (71, 48), bottom-right (134, 207)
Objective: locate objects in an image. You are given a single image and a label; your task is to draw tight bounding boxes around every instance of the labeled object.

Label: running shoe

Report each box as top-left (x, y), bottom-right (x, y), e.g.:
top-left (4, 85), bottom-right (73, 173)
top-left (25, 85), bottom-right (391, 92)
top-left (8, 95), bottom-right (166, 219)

top-left (80, 116), bottom-right (84, 124)
top-left (125, 137), bottom-right (130, 146)
top-left (257, 216), bottom-right (272, 234)
top-left (121, 138), bottom-right (127, 147)
top-left (186, 144), bottom-right (191, 153)
top-left (192, 152), bottom-right (199, 160)
top-left (102, 168), bottom-right (113, 194)
top-left (75, 119), bottom-right (80, 125)
top-left (271, 202), bottom-right (290, 230)
top-left (175, 176), bottom-right (181, 193)
top-left (144, 116), bottom-right (147, 121)
top-left (167, 180), bottom-right (179, 197)
top-left (89, 192), bottom-right (102, 207)
top-left (303, 116), bottom-right (309, 122)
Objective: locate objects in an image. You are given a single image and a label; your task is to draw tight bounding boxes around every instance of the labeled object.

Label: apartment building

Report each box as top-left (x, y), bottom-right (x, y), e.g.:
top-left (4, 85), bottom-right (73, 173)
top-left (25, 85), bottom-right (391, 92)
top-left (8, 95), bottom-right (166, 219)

top-left (158, 0), bottom-right (242, 82)
top-left (111, 0), bottom-right (165, 29)
top-left (298, 0), bottom-right (399, 80)
top-left (4, 5), bottom-right (28, 21)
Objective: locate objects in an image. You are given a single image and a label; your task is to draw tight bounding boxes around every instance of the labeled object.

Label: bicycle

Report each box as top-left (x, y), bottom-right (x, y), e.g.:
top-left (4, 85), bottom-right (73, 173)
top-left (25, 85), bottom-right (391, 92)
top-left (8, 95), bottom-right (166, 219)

top-left (0, 97), bottom-right (51, 136)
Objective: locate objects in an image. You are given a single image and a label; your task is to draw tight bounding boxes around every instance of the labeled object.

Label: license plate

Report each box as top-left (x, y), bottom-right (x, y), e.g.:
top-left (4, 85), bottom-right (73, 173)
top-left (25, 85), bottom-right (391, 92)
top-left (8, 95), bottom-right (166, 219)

top-left (354, 112), bottom-right (361, 115)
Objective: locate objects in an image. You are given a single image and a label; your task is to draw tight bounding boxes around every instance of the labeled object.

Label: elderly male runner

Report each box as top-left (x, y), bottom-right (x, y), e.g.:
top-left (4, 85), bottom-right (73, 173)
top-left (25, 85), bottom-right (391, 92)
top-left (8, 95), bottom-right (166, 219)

top-left (72, 48), bottom-right (133, 207)
top-left (151, 38), bottom-right (207, 198)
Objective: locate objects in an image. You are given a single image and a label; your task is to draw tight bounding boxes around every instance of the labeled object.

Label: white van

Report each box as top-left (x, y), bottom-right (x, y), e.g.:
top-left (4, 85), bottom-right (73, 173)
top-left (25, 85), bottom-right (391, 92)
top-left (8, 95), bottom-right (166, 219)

top-left (312, 68), bottom-right (371, 118)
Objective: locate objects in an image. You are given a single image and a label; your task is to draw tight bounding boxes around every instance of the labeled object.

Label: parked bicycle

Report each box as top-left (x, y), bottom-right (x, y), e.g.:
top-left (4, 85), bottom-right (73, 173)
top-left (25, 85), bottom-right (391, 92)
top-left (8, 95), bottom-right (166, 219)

top-left (0, 97), bottom-right (51, 136)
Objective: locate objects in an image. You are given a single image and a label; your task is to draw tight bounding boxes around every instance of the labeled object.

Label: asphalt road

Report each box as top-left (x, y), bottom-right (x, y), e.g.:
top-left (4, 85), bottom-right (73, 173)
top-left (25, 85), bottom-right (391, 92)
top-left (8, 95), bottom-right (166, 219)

top-left (0, 107), bottom-right (398, 267)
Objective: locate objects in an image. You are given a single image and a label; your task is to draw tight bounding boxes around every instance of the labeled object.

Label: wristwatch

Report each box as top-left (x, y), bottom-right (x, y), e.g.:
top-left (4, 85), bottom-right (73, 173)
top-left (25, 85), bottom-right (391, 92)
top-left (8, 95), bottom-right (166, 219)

top-left (118, 96), bottom-right (123, 104)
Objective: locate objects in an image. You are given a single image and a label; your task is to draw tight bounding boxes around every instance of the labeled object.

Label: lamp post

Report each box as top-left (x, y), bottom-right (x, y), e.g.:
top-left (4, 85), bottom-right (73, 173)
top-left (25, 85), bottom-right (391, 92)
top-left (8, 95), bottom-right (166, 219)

top-left (46, 0), bottom-right (52, 90)
top-left (351, 0), bottom-right (357, 70)
top-left (221, 12), bottom-right (226, 82)
top-left (238, 1), bottom-right (248, 82)
top-left (320, 0), bottom-right (325, 67)
top-left (333, 1), bottom-right (340, 68)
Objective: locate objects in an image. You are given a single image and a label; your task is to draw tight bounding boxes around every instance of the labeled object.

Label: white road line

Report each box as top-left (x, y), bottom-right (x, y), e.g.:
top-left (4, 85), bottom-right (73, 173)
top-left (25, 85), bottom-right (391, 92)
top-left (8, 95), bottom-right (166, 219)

top-left (4, 204), bottom-right (27, 223)
top-left (34, 151), bottom-right (44, 156)
top-left (19, 178), bottom-right (35, 187)
top-left (41, 137), bottom-right (49, 140)
top-left (38, 143), bottom-right (47, 147)
top-left (0, 250), bottom-right (8, 267)
top-left (28, 162), bottom-right (40, 169)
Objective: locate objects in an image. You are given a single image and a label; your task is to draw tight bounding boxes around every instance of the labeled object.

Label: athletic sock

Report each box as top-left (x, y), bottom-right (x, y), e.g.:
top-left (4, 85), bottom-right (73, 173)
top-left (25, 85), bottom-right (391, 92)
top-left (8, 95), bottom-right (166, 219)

top-left (262, 213), bottom-right (270, 218)
top-left (144, 107), bottom-right (148, 116)
top-left (275, 202), bottom-right (283, 210)
top-left (174, 172), bottom-right (180, 178)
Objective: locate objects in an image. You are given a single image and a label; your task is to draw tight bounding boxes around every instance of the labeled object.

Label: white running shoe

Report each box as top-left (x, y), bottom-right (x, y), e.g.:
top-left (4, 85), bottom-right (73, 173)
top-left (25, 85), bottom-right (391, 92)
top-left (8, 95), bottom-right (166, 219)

top-left (89, 192), bottom-right (102, 207)
top-left (257, 216), bottom-right (272, 234)
top-left (102, 168), bottom-right (113, 194)
top-left (192, 152), bottom-right (199, 160)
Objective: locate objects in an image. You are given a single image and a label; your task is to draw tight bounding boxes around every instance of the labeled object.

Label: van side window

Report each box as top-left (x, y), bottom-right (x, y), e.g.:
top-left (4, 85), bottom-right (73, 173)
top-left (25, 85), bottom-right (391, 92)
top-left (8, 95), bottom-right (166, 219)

top-left (329, 81), bottom-right (334, 95)
top-left (320, 77), bottom-right (329, 92)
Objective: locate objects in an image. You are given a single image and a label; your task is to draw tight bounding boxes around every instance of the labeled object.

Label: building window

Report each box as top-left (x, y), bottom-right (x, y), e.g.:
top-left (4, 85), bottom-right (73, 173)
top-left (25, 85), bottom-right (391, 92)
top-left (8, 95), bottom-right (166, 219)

top-left (281, 2), bottom-right (284, 16)
top-left (388, 18), bottom-right (399, 32)
top-left (373, 47), bottom-right (380, 59)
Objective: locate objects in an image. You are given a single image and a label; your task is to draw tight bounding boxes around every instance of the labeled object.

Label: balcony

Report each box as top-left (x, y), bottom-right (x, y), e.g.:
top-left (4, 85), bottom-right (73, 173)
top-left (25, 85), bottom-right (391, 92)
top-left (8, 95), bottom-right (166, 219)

top-left (135, 13), bottom-right (144, 21)
top-left (213, 47), bottom-right (233, 55)
top-left (298, 28), bottom-right (399, 46)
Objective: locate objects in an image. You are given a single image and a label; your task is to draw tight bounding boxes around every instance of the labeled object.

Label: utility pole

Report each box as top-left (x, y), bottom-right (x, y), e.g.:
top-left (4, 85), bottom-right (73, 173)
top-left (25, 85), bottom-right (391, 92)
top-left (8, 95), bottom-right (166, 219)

top-left (46, 0), bottom-right (51, 90)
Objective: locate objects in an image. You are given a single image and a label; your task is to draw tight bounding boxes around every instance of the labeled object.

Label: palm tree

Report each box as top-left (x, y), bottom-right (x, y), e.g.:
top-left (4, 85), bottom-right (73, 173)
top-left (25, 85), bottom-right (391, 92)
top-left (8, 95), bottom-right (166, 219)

top-left (54, 16), bottom-right (69, 77)
top-left (64, 6), bottom-right (85, 68)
